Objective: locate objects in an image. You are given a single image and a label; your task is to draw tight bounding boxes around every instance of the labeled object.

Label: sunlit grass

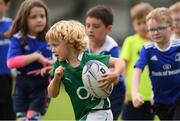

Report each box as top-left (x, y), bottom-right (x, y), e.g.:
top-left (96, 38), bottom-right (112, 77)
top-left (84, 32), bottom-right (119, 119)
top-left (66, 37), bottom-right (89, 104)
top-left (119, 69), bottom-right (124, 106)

top-left (43, 84), bottom-right (74, 120)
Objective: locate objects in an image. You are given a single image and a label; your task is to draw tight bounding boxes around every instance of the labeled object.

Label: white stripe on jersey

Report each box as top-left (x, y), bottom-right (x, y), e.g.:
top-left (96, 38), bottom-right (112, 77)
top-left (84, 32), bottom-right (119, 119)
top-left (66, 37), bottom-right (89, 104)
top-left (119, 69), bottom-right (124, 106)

top-left (172, 39), bottom-right (180, 47)
top-left (144, 42), bottom-right (154, 49)
top-left (144, 40), bottom-right (180, 51)
top-left (13, 32), bottom-right (38, 40)
top-left (13, 32), bottom-right (22, 39)
top-left (0, 17), bottom-right (12, 22)
top-left (97, 35), bottom-right (118, 53)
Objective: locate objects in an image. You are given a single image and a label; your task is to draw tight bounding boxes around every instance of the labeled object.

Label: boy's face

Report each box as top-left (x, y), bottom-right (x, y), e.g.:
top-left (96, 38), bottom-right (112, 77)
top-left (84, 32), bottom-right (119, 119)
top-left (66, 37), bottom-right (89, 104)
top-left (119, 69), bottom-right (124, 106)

top-left (171, 12), bottom-right (180, 35)
top-left (147, 19), bottom-right (172, 44)
top-left (0, 1), bottom-right (9, 18)
top-left (50, 41), bottom-right (69, 61)
top-left (133, 18), bottom-right (149, 39)
top-left (85, 17), bottom-right (112, 44)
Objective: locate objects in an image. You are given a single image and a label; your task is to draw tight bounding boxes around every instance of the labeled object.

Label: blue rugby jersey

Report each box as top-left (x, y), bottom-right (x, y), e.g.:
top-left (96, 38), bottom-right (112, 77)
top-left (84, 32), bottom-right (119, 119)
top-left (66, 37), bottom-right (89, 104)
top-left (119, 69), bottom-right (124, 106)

top-left (7, 32), bottom-right (52, 74)
top-left (88, 35), bottom-right (126, 99)
top-left (0, 17), bottom-right (12, 75)
top-left (135, 39), bottom-right (180, 104)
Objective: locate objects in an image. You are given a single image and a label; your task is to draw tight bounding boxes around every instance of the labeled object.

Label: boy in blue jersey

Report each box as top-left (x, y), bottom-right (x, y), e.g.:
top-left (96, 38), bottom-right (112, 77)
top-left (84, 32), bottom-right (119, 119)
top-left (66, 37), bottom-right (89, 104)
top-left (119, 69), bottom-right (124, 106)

top-left (132, 7), bottom-right (180, 120)
top-left (85, 5), bottom-right (126, 120)
top-left (0, 0), bottom-right (16, 120)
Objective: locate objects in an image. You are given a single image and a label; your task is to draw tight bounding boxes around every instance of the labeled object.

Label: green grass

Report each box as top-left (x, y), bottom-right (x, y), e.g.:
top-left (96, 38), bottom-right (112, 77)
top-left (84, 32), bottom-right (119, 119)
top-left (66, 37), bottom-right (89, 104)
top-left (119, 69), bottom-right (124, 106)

top-left (43, 84), bottom-right (75, 120)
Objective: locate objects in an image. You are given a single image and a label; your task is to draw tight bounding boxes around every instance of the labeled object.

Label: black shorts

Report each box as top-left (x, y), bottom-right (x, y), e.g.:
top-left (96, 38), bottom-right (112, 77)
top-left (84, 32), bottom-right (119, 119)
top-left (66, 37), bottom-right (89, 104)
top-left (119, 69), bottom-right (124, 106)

top-left (0, 74), bottom-right (16, 120)
top-left (0, 75), bottom-right (13, 102)
top-left (153, 102), bottom-right (180, 120)
top-left (122, 101), bottom-right (154, 120)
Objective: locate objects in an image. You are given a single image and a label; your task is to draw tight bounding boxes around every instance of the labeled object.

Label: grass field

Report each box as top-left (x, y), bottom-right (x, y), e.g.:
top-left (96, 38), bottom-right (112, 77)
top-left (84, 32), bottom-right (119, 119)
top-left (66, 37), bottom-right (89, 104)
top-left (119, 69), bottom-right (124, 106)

top-left (43, 84), bottom-right (75, 120)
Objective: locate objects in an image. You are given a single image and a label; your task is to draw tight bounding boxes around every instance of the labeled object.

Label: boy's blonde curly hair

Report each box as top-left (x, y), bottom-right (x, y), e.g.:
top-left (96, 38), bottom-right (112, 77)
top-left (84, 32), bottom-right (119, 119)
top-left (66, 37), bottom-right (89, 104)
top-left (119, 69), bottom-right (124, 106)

top-left (146, 7), bottom-right (172, 26)
top-left (46, 20), bottom-right (87, 52)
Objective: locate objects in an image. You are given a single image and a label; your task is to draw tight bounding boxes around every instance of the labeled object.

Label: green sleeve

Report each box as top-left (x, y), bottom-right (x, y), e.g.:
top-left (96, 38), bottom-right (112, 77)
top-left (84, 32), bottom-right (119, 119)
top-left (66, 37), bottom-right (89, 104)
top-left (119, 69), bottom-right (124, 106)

top-left (50, 60), bottom-right (59, 79)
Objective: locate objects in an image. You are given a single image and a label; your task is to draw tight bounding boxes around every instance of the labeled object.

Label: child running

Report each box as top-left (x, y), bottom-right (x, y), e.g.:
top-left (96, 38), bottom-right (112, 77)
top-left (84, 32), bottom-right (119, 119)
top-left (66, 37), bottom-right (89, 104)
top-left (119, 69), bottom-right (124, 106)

top-left (132, 7), bottom-right (180, 120)
top-left (47, 20), bottom-right (125, 121)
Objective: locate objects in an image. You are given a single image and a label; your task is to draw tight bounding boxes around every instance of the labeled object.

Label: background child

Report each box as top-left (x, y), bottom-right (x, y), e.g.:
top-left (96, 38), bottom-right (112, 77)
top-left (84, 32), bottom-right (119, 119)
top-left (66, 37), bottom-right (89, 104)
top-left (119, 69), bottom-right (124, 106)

top-left (169, 2), bottom-right (180, 40)
top-left (46, 20), bottom-right (125, 121)
top-left (85, 5), bottom-right (126, 120)
top-left (0, 0), bottom-right (15, 120)
top-left (6, 0), bottom-right (52, 120)
top-left (132, 7), bottom-right (180, 120)
top-left (120, 2), bottom-right (154, 120)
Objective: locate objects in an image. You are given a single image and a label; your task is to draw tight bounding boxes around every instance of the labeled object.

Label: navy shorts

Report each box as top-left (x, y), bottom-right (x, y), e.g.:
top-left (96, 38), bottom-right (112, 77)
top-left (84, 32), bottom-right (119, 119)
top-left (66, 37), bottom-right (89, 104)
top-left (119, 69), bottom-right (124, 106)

top-left (153, 102), bottom-right (180, 120)
top-left (109, 80), bottom-right (126, 120)
top-left (122, 101), bottom-right (154, 120)
top-left (0, 75), bottom-right (13, 101)
top-left (0, 75), bottom-right (16, 120)
top-left (13, 74), bottom-right (50, 115)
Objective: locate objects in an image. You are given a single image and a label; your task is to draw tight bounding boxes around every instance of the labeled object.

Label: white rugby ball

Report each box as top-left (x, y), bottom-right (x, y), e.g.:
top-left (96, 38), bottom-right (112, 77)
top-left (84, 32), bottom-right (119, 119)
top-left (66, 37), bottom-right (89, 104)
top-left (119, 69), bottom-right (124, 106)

top-left (82, 60), bottom-right (113, 99)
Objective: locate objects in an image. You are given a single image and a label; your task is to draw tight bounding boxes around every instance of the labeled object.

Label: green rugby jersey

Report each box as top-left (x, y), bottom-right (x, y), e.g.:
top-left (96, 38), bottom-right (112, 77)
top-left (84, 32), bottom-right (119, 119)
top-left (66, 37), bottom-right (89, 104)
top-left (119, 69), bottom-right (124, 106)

top-left (51, 51), bottom-right (111, 120)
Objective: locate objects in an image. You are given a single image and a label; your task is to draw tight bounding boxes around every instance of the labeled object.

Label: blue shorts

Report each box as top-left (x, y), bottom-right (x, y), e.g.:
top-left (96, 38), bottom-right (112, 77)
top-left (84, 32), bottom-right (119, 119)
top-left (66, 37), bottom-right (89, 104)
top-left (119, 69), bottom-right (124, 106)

top-left (13, 74), bottom-right (50, 115)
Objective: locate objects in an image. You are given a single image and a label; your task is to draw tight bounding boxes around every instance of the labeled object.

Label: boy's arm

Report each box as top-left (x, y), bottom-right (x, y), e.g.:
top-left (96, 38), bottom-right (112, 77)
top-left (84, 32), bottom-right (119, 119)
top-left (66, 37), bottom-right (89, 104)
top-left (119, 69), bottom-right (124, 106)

top-left (98, 57), bottom-right (125, 89)
top-left (108, 57), bottom-right (125, 82)
top-left (48, 66), bottom-right (65, 97)
top-left (48, 78), bottom-right (61, 98)
top-left (131, 67), bottom-right (144, 107)
top-left (131, 45), bottom-right (148, 107)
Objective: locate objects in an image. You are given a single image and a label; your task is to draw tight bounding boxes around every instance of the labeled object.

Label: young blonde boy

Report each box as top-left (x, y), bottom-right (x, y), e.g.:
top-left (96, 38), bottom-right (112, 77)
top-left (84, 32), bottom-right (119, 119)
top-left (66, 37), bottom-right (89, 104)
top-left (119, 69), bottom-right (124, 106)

top-left (169, 2), bottom-right (180, 40)
top-left (46, 20), bottom-right (125, 121)
top-left (132, 7), bottom-right (180, 120)
top-left (120, 2), bottom-right (154, 120)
